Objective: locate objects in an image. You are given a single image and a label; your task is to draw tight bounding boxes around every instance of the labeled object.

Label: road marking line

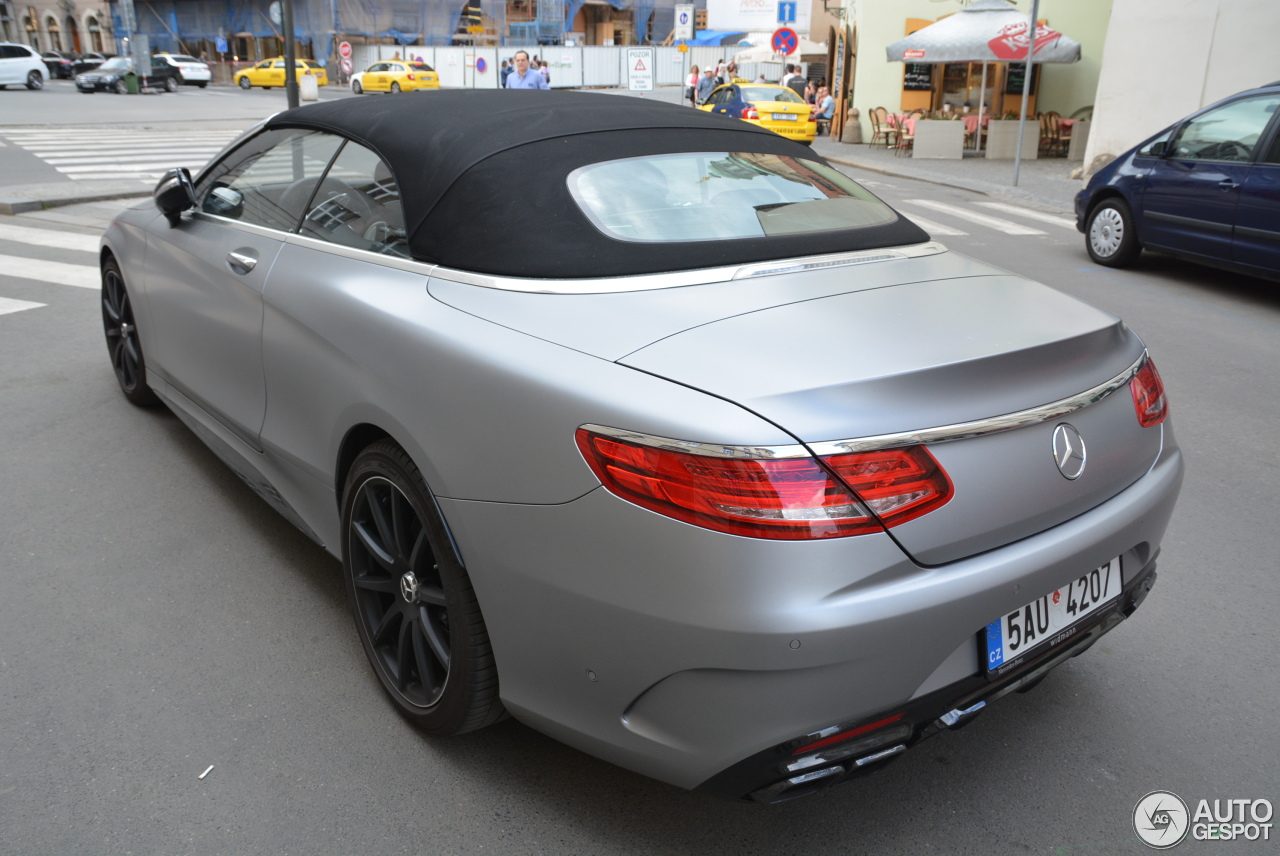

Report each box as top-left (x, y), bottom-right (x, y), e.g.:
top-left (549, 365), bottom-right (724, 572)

top-left (0, 223), bottom-right (100, 254)
top-left (43, 152), bottom-right (224, 165)
top-left (895, 209), bottom-right (968, 236)
top-left (902, 199), bottom-right (1047, 235)
top-left (55, 162), bottom-right (212, 173)
top-left (976, 202), bottom-right (1077, 229)
top-left (0, 253), bottom-right (99, 289)
top-left (0, 296), bottom-right (46, 315)
top-left (69, 174), bottom-right (157, 181)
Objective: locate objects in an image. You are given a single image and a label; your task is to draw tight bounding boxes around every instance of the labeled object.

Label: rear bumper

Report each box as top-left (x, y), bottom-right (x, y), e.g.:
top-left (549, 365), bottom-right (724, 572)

top-left (437, 434), bottom-right (1183, 793)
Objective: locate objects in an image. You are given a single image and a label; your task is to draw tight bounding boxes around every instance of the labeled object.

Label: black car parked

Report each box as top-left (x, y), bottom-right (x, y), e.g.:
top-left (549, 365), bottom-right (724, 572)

top-left (41, 50), bottom-right (80, 79)
top-left (70, 51), bottom-right (114, 76)
top-left (76, 55), bottom-right (183, 93)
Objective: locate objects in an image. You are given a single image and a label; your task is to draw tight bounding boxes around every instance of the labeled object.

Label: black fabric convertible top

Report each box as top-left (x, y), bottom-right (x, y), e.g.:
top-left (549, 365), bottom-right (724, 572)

top-left (266, 91), bottom-right (928, 278)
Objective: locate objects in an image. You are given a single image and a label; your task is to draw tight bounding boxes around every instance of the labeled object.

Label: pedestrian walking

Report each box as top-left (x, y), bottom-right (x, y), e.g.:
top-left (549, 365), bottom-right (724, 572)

top-left (715, 58), bottom-right (726, 84)
top-left (500, 59), bottom-right (511, 88)
top-left (686, 64), bottom-right (700, 106)
top-left (695, 67), bottom-right (717, 104)
top-left (505, 50), bottom-right (549, 89)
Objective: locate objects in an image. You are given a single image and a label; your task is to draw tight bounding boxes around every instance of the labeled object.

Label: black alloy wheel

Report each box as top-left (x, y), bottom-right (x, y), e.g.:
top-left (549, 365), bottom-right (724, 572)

top-left (101, 258), bottom-right (160, 407)
top-left (26, 70), bottom-right (43, 90)
top-left (342, 440), bottom-right (504, 736)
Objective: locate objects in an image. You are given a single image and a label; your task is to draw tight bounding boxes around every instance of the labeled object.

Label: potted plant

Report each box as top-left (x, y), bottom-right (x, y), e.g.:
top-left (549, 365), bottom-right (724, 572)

top-left (912, 112), bottom-right (964, 159)
top-left (984, 111), bottom-right (1039, 159)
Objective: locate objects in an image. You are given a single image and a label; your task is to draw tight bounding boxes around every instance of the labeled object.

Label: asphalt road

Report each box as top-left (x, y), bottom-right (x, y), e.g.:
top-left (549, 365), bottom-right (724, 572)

top-left (0, 87), bottom-right (1277, 855)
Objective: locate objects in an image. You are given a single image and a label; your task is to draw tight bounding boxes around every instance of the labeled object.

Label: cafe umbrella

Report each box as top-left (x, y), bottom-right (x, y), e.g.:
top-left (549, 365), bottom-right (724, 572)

top-left (884, 0), bottom-right (1081, 177)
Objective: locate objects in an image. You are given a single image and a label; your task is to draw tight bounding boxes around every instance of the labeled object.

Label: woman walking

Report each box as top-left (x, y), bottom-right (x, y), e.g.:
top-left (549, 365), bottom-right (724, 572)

top-left (686, 65), bottom-right (700, 106)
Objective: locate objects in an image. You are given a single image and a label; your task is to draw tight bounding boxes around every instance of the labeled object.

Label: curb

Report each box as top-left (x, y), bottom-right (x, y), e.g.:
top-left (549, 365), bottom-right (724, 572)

top-left (0, 184), bottom-right (151, 216)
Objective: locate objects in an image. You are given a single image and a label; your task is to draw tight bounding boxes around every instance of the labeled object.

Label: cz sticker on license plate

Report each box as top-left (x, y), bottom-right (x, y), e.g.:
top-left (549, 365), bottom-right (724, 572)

top-left (985, 557), bottom-right (1121, 672)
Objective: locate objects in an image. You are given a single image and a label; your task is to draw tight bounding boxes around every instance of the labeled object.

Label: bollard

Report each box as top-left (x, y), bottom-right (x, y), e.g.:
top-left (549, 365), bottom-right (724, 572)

top-left (299, 73), bottom-right (319, 101)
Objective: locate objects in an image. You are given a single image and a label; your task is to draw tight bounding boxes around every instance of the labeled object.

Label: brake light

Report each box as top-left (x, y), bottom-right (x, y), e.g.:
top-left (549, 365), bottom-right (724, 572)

top-left (1129, 358), bottom-right (1167, 427)
top-left (575, 429), bottom-right (953, 540)
top-left (742, 106), bottom-right (759, 120)
top-left (792, 713), bottom-right (905, 754)
top-left (407, 73), bottom-right (415, 80)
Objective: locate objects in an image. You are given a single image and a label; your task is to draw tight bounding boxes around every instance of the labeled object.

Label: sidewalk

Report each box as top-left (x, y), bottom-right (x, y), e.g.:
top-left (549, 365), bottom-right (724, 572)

top-left (811, 136), bottom-right (1083, 214)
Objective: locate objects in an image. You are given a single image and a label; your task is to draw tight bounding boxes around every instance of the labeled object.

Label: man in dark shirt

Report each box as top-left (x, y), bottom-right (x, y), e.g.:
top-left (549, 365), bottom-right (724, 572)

top-left (695, 67), bottom-right (717, 104)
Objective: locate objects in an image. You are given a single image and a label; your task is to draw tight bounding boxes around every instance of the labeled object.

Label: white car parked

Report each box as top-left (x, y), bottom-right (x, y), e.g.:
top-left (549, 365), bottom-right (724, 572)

top-left (154, 53), bottom-right (211, 87)
top-left (0, 42), bottom-right (45, 90)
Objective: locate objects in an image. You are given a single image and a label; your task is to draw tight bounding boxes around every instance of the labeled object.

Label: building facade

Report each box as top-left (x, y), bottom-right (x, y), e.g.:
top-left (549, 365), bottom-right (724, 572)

top-left (0, 0), bottom-right (114, 53)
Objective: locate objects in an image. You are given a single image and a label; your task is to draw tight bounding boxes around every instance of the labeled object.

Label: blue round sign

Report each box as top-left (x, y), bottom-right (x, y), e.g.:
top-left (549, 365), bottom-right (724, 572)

top-left (476, 57), bottom-right (487, 73)
top-left (772, 27), bottom-right (798, 56)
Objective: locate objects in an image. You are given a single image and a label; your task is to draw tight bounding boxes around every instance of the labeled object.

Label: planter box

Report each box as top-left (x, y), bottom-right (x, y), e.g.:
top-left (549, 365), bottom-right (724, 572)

top-left (1067, 120), bottom-right (1091, 160)
top-left (912, 119), bottom-right (965, 159)
top-left (984, 120), bottom-right (1039, 159)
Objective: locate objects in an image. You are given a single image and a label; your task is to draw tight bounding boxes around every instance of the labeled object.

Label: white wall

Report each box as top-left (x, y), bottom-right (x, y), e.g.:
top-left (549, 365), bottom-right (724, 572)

top-left (1084, 0), bottom-right (1280, 168)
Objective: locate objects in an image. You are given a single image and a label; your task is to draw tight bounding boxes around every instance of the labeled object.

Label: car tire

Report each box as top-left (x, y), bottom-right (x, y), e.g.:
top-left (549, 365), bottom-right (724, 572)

top-left (352, 79), bottom-right (362, 95)
top-left (196, 81), bottom-right (207, 88)
top-left (238, 76), bottom-right (251, 89)
top-left (26, 70), bottom-right (43, 90)
top-left (341, 440), bottom-right (505, 736)
top-left (164, 76), bottom-right (179, 93)
top-left (115, 79), bottom-right (128, 95)
top-left (1086, 198), bottom-right (1142, 268)
top-left (101, 258), bottom-right (161, 407)
top-left (390, 82), bottom-right (401, 94)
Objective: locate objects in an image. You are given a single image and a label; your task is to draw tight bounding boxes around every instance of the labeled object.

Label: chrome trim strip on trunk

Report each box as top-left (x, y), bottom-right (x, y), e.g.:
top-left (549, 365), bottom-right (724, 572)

top-left (808, 353), bottom-right (1148, 457)
top-left (429, 242), bottom-right (947, 295)
top-left (582, 353), bottom-right (1146, 462)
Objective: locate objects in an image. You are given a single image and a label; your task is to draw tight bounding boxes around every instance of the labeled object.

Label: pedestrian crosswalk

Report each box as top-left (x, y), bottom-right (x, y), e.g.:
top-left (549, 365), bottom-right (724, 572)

top-left (0, 213), bottom-right (104, 317)
top-left (887, 197), bottom-right (1077, 239)
top-left (0, 128), bottom-right (243, 183)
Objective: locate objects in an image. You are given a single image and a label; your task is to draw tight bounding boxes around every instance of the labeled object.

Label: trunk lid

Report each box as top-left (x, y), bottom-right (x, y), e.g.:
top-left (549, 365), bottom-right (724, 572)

top-left (619, 274), bottom-right (1159, 565)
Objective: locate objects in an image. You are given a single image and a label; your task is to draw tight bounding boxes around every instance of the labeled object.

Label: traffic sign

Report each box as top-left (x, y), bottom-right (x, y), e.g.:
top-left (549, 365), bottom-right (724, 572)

top-left (215, 37), bottom-right (227, 53)
top-left (476, 57), bottom-right (487, 73)
top-left (777, 1), bottom-right (796, 24)
top-left (627, 47), bottom-right (654, 92)
top-left (674, 4), bottom-right (694, 41)
top-left (772, 27), bottom-right (798, 56)
top-left (338, 41), bottom-right (352, 58)
top-left (340, 57), bottom-right (352, 74)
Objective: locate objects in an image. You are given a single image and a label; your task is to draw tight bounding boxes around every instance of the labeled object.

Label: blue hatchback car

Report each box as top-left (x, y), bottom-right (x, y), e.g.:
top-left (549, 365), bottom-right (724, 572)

top-left (1076, 81), bottom-right (1280, 281)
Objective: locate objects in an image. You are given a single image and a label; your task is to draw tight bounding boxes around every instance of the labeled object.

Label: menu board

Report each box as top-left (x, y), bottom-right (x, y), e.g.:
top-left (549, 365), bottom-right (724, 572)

top-left (903, 63), bottom-right (933, 91)
top-left (1005, 62), bottom-right (1040, 95)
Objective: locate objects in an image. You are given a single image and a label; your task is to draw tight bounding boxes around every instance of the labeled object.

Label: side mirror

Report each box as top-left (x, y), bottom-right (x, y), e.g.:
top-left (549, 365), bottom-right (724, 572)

top-left (154, 167), bottom-right (195, 226)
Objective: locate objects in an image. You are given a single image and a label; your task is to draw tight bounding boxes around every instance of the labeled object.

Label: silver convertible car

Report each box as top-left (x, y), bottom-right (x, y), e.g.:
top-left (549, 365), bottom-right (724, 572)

top-left (101, 92), bottom-right (1184, 803)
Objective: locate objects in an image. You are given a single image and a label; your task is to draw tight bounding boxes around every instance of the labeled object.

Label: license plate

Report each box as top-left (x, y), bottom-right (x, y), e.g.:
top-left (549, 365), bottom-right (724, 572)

top-left (985, 557), bottom-right (1121, 672)
top-left (772, 113), bottom-right (797, 121)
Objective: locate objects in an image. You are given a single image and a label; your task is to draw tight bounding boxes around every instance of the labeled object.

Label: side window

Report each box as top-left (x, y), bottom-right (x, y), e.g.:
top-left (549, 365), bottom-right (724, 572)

top-left (1170, 96), bottom-right (1280, 163)
top-left (256, 61), bottom-right (271, 70)
top-left (1264, 130), bottom-right (1280, 166)
top-left (273, 60), bottom-right (285, 69)
top-left (299, 142), bottom-right (408, 258)
top-left (195, 128), bottom-right (343, 231)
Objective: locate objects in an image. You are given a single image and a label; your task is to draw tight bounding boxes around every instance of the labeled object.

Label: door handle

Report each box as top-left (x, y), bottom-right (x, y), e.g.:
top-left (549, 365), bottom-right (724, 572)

top-left (1218, 179), bottom-right (1238, 191)
top-left (226, 251), bottom-right (257, 273)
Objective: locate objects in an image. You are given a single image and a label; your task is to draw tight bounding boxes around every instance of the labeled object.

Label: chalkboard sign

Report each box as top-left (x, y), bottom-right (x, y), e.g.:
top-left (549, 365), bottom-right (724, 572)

top-left (1005, 62), bottom-right (1040, 95)
top-left (903, 63), bottom-right (933, 91)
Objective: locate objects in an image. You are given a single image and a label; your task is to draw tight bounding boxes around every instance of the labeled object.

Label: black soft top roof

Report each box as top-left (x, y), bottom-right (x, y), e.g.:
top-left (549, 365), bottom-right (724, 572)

top-left (265, 91), bottom-right (926, 278)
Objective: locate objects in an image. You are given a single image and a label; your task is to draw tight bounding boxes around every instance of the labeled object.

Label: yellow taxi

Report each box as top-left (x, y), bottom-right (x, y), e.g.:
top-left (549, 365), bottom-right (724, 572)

top-left (234, 57), bottom-right (328, 90)
top-left (351, 59), bottom-right (440, 94)
top-left (698, 81), bottom-right (817, 144)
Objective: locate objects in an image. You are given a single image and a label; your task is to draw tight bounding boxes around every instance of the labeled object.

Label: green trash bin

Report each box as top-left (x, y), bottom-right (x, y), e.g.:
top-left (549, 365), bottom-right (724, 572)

top-left (123, 71), bottom-right (139, 94)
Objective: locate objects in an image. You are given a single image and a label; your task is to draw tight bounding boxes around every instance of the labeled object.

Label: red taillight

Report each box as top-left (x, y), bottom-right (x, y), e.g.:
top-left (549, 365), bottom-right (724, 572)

top-left (1129, 358), bottom-right (1167, 427)
top-left (822, 446), bottom-right (953, 529)
top-left (575, 429), bottom-right (952, 540)
top-left (407, 73), bottom-right (415, 80)
top-left (792, 713), bottom-right (905, 754)
top-left (741, 106), bottom-right (759, 120)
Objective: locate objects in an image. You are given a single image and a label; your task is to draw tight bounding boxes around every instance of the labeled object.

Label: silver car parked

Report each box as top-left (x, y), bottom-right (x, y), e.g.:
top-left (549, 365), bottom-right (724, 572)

top-left (101, 92), bottom-right (1184, 803)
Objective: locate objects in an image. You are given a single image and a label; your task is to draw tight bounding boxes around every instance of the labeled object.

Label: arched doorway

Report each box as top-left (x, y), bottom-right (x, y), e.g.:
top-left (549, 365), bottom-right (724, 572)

top-left (66, 14), bottom-right (81, 52)
top-left (45, 15), bottom-right (61, 51)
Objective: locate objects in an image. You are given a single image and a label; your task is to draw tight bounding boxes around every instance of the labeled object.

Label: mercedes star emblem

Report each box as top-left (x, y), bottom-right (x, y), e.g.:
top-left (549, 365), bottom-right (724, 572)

top-left (1052, 423), bottom-right (1087, 480)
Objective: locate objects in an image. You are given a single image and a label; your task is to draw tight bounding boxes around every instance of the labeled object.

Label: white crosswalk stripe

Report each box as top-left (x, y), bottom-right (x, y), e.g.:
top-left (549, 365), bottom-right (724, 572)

top-left (0, 252), bottom-right (99, 288)
top-left (0, 128), bottom-right (242, 182)
top-left (0, 222), bottom-right (101, 253)
top-left (898, 211), bottom-right (968, 236)
top-left (975, 201), bottom-right (1078, 229)
top-left (0, 296), bottom-right (47, 316)
top-left (902, 199), bottom-right (1047, 235)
